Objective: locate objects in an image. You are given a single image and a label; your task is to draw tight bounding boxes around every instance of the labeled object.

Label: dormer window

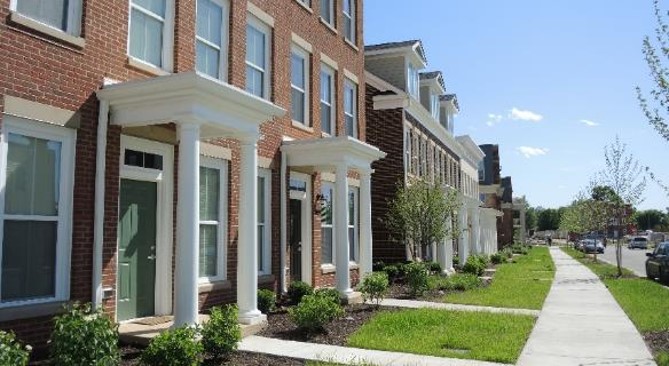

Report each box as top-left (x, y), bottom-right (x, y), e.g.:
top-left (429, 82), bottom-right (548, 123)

top-left (431, 94), bottom-right (440, 121)
top-left (407, 63), bottom-right (419, 99)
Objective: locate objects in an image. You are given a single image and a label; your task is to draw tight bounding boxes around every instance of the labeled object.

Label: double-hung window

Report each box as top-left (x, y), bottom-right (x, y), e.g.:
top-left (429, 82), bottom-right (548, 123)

top-left (344, 79), bottom-right (357, 138)
top-left (343, 0), bottom-right (356, 44)
top-left (246, 16), bottom-right (271, 99)
top-left (348, 186), bottom-right (359, 262)
top-left (320, 0), bottom-right (334, 27)
top-left (320, 64), bottom-right (335, 135)
top-left (320, 183), bottom-right (334, 265)
top-left (0, 117), bottom-right (75, 306)
top-left (405, 129), bottom-right (412, 175)
top-left (291, 46), bottom-right (310, 126)
top-left (13, 0), bottom-right (82, 36)
top-left (257, 169), bottom-right (271, 275)
top-left (129, 0), bottom-right (173, 69)
top-left (431, 94), bottom-right (440, 121)
top-left (196, 0), bottom-right (228, 80)
top-left (407, 63), bottom-right (419, 99)
top-left (199, 158), bottom-right (227, 281)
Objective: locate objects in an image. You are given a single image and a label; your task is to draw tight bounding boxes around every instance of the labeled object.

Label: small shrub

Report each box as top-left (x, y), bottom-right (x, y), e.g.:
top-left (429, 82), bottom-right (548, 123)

top-left (257, 289), bottom-right (276, 313)
top-left (287, 281), bottom-right (314, 305)
top-left (453, 256), bottom-right (460, 266)
top-left (424, 261), bottom-right (442, 274)
top-left (382, 264), bottom-right (400, 281)
top-left (141, 326), bottom-right (202, 366)
top-left (0, 330), bottom-right (30, 366)
top-left (372, 261), bottom-right (385, 272)
top-left (405, 262), bottom-right (429, 297)
top-left (510, 243), bottom-right (530, 255)
top-left (50, 303), bottom-right (119, 366)
top-left (314, 287), bottom-right (341, 304)
top-left (288, 293), bottom-right (344, 332)
top-left (430, 273), bottom-right (483, 292)
top-left (201, 305), bottom-right (241, 359)
top-left (490, 252), bottom-right (504, 264)
top-left (358, 272), bottom-right (389, 306)
top-left (462, 255), bottom-right (487, 276)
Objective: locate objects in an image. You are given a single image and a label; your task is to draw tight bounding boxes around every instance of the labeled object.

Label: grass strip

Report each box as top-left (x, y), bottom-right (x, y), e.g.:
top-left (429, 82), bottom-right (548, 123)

top-left (347, 308), bottom-right (535, 364)
top-left (442, 246), bottom-right (555, 310)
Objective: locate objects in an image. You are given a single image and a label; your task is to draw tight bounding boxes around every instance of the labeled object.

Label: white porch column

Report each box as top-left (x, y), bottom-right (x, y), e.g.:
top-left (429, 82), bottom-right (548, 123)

top-left (174, 123), bottom-right (200, 327)
top-left (472, 206), bottom-right (481, 254)
top-left (439, 216), bottom-right (454, 274)
top-left (458, 207), bottom-right (469, 264)
top-left (359, 169), bottom-right (373, 278)
top-left (335, 163), bottom-right (352, 296)
top-left (237, 137), bottom-right (265, 325)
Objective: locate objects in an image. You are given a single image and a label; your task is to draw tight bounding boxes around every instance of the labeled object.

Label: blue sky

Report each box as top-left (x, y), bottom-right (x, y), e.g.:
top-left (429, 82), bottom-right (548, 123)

top-left (364, 0), bottom-right (669, 211)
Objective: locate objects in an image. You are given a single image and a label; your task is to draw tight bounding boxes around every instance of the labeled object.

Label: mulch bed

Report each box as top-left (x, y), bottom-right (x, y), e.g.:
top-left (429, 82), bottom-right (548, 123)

top-left (644, 330), bottom-right (669, 357)
top-left (119, 345), bottom-right (307, 365)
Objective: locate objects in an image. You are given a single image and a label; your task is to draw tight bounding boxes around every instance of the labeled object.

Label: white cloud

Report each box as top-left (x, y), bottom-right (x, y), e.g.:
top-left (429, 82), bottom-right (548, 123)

top-left (580, 119), bottom-right (599, 127)
top-left (517, 146), bottom-right (549, 158)
top-left (509, 107), bottom-right (543, 122)
top-left (486, 113), bottom-right (503, 126)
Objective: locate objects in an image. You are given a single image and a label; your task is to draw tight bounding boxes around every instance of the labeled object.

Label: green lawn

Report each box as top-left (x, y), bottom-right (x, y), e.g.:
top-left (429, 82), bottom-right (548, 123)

top-left (347, 308), bottom-right (536, 364)
top-left (561, 247), bottom-right (669, 366)
top-left (441, 247), bottom-right (555, 309)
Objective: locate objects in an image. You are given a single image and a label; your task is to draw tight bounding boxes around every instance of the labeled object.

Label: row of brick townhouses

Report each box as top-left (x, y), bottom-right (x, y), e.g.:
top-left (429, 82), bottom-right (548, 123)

top-left (0, 0), bottom-right (504, 349)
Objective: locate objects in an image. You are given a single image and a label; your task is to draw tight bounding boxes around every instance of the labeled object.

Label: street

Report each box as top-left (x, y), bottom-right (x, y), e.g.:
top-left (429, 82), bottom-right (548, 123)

top-left (598, 244), bottom-right (652, 277)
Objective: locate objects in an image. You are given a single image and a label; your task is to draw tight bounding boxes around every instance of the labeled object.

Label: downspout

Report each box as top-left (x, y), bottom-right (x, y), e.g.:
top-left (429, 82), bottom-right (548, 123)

top-left (92, 100), bottom-right (109, 307)
top-left (280, 150), bottom-right (287, 293)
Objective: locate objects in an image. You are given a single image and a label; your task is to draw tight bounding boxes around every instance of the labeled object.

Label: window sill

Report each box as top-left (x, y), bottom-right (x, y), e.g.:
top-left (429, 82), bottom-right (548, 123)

top-left (198, 279), bottom-right (231, 294)
top-left (321, 264), bottom-right (336, 274)
top-left (10, 11), bottom-right (85, 48)
top-left (319, 18), bottom-right (337, 34)
top-left (344, 38), bottom-right (359, 52)
top-left (292, 120), bottom-right (314, 133)
top-left (0, 300), bottom-right (66, 322)
top-left (127, 57), bottom-right (170, 76)
top-left (321, 131), bottom-right (333, 138)
top-left (293, 0), bottom-right (314, 13)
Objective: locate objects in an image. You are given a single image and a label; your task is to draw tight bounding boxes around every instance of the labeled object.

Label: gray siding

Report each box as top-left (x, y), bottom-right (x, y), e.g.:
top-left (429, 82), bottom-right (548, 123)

top-left (365, 56), bottom-right (406, 91)
top-left (420, 86), bottom-right (431, 111)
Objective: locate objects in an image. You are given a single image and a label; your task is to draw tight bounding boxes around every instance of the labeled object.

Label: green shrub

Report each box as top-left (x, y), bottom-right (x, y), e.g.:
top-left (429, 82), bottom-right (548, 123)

top-left (372, 261), bottom-right (385, 272)
top-left (424, 261), bottom-right (442, 274)
top-left (141, 326), bottom-right (202, 366)
top-left (382, 264), bottom-right (400, 281)
top-left (0, 330), bottom-right (30, 366)
top-left (490, 252), bottom-right (504, 264)
top-left (453, 256), bottom-right (460, 266)
top-left (510, 243), bottom-right (530, 255)
top-left (314, 287), bottom-right (341, 304)
top-left (50, 303), bottom-right (119, 366)
top-left (287, 281), bottom-right (314, 305)
top-left (257, 289), bottom-right (276, 313)
top-left (201, 305), bottom-right (241, 359)
top-left (288, 293), bottom-right (344, 331)
top-left (462, 255), bottom-right (487, 276)
top-left (430, 273), bottom-right (482, 292)
top-left (358, 272), bottom-right (389, 306)
top-left (405, 262), bottom-right (429, 297)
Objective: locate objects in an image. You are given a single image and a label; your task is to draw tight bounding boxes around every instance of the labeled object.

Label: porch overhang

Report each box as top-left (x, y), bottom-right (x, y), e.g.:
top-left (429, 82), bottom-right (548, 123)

top-left (96, 71), bottom-right (286, 139)
top-left (281, 136), bottom-right (386, 172)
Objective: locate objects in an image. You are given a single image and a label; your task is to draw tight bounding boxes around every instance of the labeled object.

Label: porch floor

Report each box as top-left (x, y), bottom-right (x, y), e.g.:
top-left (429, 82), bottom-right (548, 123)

top-left (118, 314), bottom-right (266, 346)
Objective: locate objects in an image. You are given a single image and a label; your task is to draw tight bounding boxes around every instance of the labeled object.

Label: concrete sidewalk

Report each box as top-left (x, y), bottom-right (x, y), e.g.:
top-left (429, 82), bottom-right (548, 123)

top-left (517, 247), bottom-right (657, 366)
top-left (379, 298), bottom-right (540, 317)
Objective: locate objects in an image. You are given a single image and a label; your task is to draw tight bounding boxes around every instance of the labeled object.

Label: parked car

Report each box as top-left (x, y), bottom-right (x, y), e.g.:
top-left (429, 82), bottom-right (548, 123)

top-left (628, 237), bottom-right (649, 250)
top-left (646, 242), bottom-right (669, 284)
top-left (583, 239), bottom-right (604, 254)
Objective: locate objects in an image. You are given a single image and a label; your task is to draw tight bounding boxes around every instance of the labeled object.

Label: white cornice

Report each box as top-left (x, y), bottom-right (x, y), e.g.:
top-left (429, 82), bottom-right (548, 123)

top-left (281, 136), bottom-right (386, 172)
top-left (456, 135), bottom-right (486, 166)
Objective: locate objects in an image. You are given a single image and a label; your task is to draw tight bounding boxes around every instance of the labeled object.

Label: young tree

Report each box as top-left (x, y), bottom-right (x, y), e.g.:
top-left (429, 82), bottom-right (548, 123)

top-left (598, 136), bottom-right (646, 276)
top-left (385, 178), bottom-right (461, 261)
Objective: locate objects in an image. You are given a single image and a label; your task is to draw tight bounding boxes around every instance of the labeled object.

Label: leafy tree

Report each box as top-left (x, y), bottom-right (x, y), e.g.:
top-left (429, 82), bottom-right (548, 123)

top-left (385, 178), bottom-right (461, 261)
top-left (636, 209), bottom-right (668, 231)
top-left (526, 206), bottom-right (538, 232)
top-left (537, 208), bottom-right (561, 231)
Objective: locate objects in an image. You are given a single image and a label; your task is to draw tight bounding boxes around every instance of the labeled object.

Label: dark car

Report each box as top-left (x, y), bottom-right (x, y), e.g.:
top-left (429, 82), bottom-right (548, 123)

top-left (583, 239), bottom-right (604, 254)
top-left (646, 242), bottom-right (669, 284)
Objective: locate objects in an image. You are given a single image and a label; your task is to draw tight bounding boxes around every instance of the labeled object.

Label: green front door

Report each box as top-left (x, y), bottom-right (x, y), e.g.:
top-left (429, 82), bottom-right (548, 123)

top-left (117, 179), bottom-right (157, 321)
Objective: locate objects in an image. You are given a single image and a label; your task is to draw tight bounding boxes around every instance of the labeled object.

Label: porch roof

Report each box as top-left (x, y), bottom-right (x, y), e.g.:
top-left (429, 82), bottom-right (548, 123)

top-left (96, 71), bottom-right (286, 139)
top-left (281, 136), bottom-right (386, 173)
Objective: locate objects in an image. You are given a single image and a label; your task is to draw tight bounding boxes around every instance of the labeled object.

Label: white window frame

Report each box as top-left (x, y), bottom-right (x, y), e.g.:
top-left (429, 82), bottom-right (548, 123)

top-left (320, 63), bottom-right (336, 135)
top-left (431, 94), bottom-right (440, 121)
top-left (127, 0), bottom-right (175, 71)
top-left (296, 0), bottom-right (312, 8)
top-left (198, 157), bottom-right (228, 283)
top-left (291, 45), bottom-right (310, 127)
top-left (195, 0), bottom-right (229, 81)
top-left (246, 15), bottom-right (272, 100)
top-left (10, 0), bottom-right (83, 36)
top-left (344, 78), bottom-right (357, 138)
top-left (0, 117), bottom-right (75, 308)
top-left (348, 186), bottom-right (359, 263)
top-left (343, 0), bottom-right (356, 43)
top-left (320, 0), bottom-right (335, 27)
top-left (404, 128), bottom-right (412, 177)
top-left (320, 181), bottom-right (335, 267)
top-left (407, 63), bottom-right (419, 99)
top-left (258, 168), bottom-right (272, 275)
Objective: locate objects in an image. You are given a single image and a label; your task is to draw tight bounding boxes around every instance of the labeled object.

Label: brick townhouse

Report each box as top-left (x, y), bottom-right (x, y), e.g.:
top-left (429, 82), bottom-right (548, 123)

top-left (478, 143), bottom-right (505, 249)
top-left (0, 0), bottom-right (385, 347)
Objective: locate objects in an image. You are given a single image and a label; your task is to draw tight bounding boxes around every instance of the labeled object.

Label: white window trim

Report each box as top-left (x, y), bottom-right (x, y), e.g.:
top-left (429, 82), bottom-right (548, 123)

top-left (291, 44), bottom-right (311, 127)
top-left (246, 14), bottom-right (272, 100)
top-left (127, 0), bottom-right (175, 72)
top-left (348, 186), bottom-right (359, 263)
top-left (258, 168), bottom-right (272, 275)
top-left (294, 0), bottom-right (313, 11)
top-left (319, 0), bottom-right (335, 28)
top-left (320, 181), bottom-right (335, 267)
top-left (10, 0), bottom-right (83, 37)
top-left (199, 157), bottom-right (228, 283)
top-left (0, 116), bottom-right (76, 308)
top-left (431, 94), bottom-right (440, 121)
top-left (343, 0), bottom-right (356, 43)
top-left (344, 78), bottom-right (357, 138)
top-left (320, 63), bottom-right (336, 136)
top-left (196, 0), bottom-right (230, 81)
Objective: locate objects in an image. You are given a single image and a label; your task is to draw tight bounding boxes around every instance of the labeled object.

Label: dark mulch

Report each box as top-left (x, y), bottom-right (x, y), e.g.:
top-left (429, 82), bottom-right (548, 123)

top-left (119, 345), bottom-right (307, 365)
top-left (258, 303), bottom-right (395, 346)
top-left (645, 330), bottom-right (669, 356)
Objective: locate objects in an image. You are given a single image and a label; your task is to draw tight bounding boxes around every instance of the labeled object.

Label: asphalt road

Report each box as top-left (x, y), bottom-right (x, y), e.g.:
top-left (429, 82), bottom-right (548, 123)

top-left (598, 244), bottom-right (652, 277)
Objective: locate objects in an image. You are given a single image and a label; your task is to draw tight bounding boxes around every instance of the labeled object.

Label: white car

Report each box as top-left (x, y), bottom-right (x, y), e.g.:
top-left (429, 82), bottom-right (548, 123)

top-left (628, 237), bottom-right (648, 250)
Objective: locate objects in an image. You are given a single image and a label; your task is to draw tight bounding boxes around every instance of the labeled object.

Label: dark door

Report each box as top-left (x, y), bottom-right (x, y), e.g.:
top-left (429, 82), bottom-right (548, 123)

top-left (289, 199), bottom-right (302, 281)
top-left (117, 179), bottom-right (157, 321)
